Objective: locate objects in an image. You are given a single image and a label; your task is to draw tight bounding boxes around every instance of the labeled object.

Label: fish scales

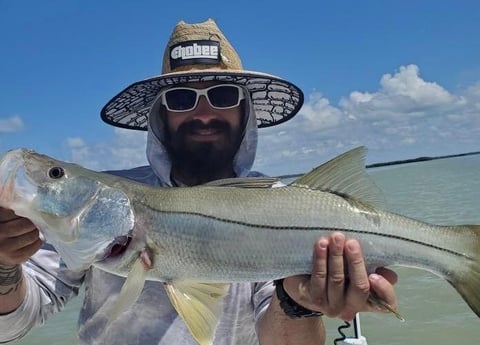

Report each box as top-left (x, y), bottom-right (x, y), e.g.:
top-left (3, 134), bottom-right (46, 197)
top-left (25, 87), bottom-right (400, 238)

top-left (128, 186), bottom-right (475, 283)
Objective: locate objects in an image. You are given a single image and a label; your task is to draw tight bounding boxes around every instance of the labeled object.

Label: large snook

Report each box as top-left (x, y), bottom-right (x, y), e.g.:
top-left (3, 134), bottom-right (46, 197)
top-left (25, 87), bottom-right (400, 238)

top-left (1, 147), bottom-right (479, 345)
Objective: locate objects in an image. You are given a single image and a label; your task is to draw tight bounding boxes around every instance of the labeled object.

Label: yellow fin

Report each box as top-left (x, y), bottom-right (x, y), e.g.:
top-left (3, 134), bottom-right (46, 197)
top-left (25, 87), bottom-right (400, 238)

top-left (164, 281), bottom-right (230, 345)
top-left (106, 254), bottom-right (148, 322)
top-left (368, 292), bottom-right (405, 322)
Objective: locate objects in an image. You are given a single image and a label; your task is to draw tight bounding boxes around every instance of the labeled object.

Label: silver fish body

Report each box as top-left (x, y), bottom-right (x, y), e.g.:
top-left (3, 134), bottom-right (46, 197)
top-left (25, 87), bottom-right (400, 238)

top-left (1, 147), bottom-right (479, 345)
top-left (116, 185), bottom-right (476, 284)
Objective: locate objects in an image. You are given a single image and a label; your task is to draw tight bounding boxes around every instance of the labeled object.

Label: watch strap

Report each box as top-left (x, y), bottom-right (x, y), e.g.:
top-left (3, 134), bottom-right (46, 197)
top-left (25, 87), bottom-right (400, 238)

top-left (274, 279), bottom-right (324, 318)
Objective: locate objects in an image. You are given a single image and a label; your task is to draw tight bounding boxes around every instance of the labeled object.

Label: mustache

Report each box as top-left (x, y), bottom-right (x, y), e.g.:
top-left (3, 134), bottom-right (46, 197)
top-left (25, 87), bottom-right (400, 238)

top-left (177, 119), bottom-right (230, 134)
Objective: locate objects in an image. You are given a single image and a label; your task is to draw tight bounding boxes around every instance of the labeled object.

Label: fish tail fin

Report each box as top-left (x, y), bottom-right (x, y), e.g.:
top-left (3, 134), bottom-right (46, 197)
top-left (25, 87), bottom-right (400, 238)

top-left (450, 224), bottom-right (480, 318)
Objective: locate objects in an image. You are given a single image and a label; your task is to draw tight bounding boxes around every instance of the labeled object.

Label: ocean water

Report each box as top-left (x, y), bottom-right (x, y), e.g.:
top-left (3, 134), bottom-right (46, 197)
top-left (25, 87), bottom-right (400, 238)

top-left (10, 155), bottom-right (480, 345)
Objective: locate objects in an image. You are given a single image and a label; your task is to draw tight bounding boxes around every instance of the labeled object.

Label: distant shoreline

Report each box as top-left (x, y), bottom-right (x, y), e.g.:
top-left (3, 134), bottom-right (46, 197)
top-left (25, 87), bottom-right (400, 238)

top-left (277, 150), bottom-right (480, 180)
top-left (365, 150), bottom-right (480, 168)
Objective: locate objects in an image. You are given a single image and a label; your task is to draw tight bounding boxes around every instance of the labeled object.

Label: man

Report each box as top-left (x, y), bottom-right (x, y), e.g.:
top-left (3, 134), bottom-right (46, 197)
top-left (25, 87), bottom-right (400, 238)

top-left (0, 19), bottom-right (397, 345)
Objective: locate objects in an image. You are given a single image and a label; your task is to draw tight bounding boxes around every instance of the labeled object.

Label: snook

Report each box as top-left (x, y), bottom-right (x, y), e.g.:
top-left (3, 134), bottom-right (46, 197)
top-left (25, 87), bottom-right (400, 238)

top-left (1, 147), bottom-right (479, 345)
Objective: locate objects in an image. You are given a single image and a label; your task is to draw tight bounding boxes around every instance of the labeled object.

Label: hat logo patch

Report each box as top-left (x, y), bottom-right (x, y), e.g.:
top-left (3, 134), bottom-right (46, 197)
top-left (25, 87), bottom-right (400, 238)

top-left (170, 40), bottom-right (221, 69)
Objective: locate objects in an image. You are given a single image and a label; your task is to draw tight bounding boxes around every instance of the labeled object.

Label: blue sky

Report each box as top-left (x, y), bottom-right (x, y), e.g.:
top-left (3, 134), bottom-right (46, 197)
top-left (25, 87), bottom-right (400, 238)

top-left (1, 0), bottom-right (479, 176)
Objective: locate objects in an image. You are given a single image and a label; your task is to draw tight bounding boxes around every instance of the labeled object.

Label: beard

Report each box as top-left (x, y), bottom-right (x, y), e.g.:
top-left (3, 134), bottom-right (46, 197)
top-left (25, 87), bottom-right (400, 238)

top-left (165, 119), bottom-right (243, 184)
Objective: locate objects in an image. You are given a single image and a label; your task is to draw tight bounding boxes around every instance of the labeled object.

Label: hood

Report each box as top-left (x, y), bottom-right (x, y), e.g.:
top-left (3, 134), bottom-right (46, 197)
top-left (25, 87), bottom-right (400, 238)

top-left (146, 87), bottom-right (258, 186)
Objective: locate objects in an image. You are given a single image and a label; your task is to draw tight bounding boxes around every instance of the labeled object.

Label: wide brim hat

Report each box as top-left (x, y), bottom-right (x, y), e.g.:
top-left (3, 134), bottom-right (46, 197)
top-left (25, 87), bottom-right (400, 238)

top-left (101, 19), bottom-right (304, 130)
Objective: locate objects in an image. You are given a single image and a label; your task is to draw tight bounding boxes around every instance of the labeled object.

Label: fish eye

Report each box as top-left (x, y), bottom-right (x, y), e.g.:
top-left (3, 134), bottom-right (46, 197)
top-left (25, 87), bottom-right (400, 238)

top-left (48, 166), bottom-right (65, 179)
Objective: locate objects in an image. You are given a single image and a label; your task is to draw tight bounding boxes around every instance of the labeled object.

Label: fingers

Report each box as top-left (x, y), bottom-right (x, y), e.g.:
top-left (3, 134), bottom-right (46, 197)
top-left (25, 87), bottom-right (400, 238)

top-left (0, 237), bottom-right (43, 266)
top-left (307, 233), bottom-right (361, 317)
top-left (282, 237), bottom-right (329, 313)
top-left (369, 272), bottom-right (398, 312)
top-left (309, 238), bottom-right (328, 305)
top-left (286, 233), bottom-right (367, 317)
top-left (340, 238), bottom-right (370, 320)
top-left (370, 267), bottom-right (398, 313)
top-left (0, 230), bottom-right (42, 266)
top-left (283, 232), bottom-right (398, 321)
top-left (375, 267), bottom-right (398, 285)
top-left (326, 233), bottom-right (347, 314)
top-left (0, 207), bottom-right (19, 222)
top-left (0, 208), bottom-right (41, 266)
top-left (0, 217), bottom-right (37, 237)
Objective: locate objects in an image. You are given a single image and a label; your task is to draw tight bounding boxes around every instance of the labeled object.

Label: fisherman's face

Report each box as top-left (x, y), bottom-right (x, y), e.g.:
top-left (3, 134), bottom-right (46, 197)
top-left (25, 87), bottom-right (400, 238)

top-left (162, 82), bottom-right (245, 175)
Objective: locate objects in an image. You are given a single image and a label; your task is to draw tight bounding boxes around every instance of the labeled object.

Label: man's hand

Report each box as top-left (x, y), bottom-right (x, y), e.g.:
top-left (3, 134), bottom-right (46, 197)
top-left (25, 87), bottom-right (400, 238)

top-left (283, 232), bottom-right (398, 321)
top-left (0, 207), bottom-right (41, 267)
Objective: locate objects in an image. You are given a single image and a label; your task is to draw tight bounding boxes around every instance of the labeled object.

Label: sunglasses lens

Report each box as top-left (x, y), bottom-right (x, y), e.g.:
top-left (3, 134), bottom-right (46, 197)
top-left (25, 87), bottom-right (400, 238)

top-left (164, 89), bottom-right (197, 111)
top-left (162, 85), bottom-right (243, 111)
top-left (208, 85), bottom-right (240, 108)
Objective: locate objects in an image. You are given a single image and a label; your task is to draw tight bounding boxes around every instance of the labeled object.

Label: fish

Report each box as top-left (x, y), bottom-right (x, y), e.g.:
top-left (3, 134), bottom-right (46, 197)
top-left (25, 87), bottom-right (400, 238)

top-left (0, 146), bottom-right (479, 345)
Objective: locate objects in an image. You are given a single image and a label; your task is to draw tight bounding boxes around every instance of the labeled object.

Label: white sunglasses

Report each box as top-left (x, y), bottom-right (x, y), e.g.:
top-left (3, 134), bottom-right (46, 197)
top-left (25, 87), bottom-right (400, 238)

top-left (160, 84), bottom-right (245, 112)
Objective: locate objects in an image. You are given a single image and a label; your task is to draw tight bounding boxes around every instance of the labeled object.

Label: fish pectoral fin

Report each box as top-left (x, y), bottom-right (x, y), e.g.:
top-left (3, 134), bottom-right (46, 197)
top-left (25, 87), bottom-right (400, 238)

top-left (105, 254), bottom-right (148, 322)
top-left (164, 281), bottom-right (230, 345)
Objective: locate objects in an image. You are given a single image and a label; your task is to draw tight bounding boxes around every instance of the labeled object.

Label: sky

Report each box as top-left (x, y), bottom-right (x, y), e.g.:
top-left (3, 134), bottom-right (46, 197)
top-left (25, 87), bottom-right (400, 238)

top-left (1, 0), bottom-right (479, 176)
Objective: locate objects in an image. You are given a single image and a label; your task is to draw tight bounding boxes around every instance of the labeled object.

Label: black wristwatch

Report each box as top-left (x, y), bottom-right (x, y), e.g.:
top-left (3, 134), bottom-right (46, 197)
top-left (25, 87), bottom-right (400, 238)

top-left (274, 279), bottom-right (324, 318)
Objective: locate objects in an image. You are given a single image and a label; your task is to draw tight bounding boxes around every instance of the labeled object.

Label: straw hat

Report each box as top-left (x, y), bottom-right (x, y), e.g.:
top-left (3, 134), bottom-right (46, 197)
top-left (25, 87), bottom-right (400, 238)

top-left (101, 19), bottom-right (304, 130)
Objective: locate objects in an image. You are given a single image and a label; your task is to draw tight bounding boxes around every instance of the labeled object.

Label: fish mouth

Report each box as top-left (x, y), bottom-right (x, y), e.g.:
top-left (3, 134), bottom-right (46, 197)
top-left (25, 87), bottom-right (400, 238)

top-left (0, 149), bottom-right (37, 207)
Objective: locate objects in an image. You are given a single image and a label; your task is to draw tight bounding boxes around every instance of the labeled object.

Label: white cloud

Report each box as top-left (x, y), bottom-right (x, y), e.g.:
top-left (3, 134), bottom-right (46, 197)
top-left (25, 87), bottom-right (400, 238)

top-left (0, 115), bottom-right (24, 132)
top-left (255, 64), bottom-right (480, 175)
top-left (65, 128), bottom-right (147, 170)
top-left (298, 92), bottom-right (344, 131)
top-left (339, 65), bottom-right (465, 120)
top-left (462, 82), bottom-right (480, 114)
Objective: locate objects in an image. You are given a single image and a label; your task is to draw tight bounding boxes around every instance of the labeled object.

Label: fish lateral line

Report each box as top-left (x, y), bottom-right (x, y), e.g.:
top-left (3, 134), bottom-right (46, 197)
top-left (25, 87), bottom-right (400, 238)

top-left (141, 207), bottom-right (471, 259)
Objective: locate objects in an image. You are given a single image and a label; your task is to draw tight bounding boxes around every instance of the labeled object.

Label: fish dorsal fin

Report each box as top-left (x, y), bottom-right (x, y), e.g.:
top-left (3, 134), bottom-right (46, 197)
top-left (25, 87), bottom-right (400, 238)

top-left (204, 177), bottom-right (280, 188)
top-left (164, 281), bottom-right (230, 345)
top-left (290, 146), bottom-right (384, 207)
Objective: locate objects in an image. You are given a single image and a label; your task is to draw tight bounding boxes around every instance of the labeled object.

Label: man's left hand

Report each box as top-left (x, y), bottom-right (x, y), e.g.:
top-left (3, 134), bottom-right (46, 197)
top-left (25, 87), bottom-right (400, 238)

top-left (283, 231), bottom-right (398, 321)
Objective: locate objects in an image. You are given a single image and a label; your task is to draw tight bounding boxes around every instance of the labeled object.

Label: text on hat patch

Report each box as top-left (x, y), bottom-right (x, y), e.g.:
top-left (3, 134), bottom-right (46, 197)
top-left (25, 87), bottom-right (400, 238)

top-left (170, 40), bottom-right (221, 69)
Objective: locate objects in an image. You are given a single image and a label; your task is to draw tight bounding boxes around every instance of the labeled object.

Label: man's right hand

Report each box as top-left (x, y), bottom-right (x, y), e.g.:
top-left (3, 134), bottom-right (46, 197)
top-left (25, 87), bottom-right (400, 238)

top-left (0, 207), bottom-right (42, 267)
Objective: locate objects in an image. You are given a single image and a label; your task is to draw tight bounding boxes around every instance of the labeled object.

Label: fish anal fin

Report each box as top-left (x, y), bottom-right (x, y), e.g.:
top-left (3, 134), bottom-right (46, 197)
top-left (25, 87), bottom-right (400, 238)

top-left (290, 146), bottom-right (385, 208)
top-left (164, 281), bottom-right (230, 345)
top-left (368, 291), bottom-right (405, 321)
